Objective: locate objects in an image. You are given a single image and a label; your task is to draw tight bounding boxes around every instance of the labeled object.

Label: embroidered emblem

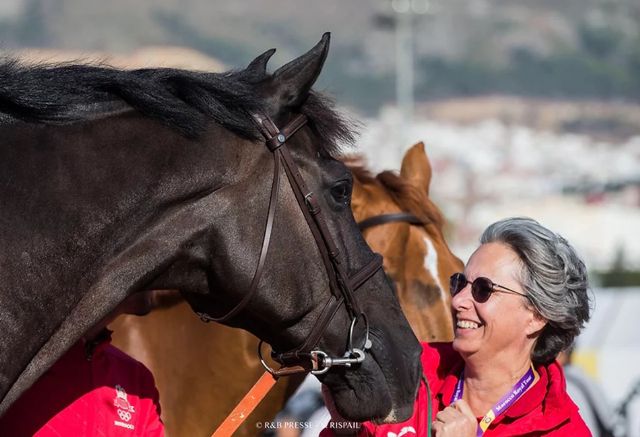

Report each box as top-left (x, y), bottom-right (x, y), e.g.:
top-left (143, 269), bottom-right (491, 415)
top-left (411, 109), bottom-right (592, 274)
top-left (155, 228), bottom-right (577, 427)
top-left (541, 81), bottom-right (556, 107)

top-left (113, 384), bottom-right (136, 430)
top-left (387, 426), bottom-right (417, 437)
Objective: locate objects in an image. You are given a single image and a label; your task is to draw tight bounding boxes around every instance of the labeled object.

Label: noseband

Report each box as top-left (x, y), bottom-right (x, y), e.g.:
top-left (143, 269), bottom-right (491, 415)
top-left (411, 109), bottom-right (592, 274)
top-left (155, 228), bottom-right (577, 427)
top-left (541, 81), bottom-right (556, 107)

top-left (358, 212), bottom-right (424, 232)
top-left (197, 113), bottom-right (383, 377)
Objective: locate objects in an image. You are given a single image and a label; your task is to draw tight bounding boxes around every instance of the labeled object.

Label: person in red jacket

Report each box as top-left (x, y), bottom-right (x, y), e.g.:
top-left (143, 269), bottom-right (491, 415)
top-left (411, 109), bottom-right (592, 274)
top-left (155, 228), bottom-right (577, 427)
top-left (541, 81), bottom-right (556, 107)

top-left (323, 217), bottom-right (592, 436)
top-left (0, 292), bottom-right (165, 436)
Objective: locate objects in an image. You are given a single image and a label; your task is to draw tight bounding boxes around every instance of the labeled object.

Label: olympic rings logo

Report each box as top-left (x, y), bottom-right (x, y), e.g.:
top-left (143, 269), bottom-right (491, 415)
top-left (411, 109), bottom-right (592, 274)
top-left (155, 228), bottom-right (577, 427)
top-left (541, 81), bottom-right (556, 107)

top-left (117, 409), bottom-right (132, 422)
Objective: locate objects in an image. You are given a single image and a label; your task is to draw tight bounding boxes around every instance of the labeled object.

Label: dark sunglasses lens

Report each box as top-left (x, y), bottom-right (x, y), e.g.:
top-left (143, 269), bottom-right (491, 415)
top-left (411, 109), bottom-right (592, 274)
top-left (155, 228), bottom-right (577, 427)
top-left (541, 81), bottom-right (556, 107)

top-left (449, 273), bottom-right (466, 296)
top-left (471, 277), bottom-right (493, 303)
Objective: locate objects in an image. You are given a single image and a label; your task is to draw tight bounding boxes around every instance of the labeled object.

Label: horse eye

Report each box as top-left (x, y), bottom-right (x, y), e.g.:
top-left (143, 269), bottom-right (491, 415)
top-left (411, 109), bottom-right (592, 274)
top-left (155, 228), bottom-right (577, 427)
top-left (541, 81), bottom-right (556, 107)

top-left (330, 181), bottom-right (351, 204)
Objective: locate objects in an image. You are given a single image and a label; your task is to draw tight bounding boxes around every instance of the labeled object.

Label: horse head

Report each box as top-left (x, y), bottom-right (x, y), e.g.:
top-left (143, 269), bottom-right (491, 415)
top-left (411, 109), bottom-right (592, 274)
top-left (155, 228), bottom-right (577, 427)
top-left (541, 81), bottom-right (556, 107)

top-left (348, 143), bottom-right (464, 342)
top-left (0, 34), bottom-right (420, 423)
top-left (174, 34), bottom-right (422, 423)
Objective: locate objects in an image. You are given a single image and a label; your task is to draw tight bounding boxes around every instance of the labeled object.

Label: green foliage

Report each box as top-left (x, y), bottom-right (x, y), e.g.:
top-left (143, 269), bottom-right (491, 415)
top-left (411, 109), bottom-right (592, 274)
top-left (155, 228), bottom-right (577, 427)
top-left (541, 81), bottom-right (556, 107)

top-left (593, 246), bottom-right (640, 287)
top-left (578, 22), bottom-right (623, 59)
top-left (415, 42), bottom-right (640, 101)
top-left (410, 10), bottom-right (640, 102)
top-left (593, 270), bottom-right (640, 287)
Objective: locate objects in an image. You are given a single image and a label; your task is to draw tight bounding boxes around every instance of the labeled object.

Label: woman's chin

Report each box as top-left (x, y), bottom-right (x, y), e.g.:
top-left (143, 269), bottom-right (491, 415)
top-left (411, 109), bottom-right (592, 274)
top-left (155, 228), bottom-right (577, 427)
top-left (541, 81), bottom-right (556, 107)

top-left (452, 337), bottom-right (478, 356)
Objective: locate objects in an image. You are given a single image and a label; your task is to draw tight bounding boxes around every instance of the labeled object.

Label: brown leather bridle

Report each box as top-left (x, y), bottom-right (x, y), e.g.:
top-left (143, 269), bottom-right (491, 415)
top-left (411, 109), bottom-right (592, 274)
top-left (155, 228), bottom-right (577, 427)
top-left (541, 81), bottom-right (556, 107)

top-left (197, 112), bottom-right (383, 377)
top-left (211, 177), bottom-right (430, 437)
top-left (358, 212), bottom-right (424, 232)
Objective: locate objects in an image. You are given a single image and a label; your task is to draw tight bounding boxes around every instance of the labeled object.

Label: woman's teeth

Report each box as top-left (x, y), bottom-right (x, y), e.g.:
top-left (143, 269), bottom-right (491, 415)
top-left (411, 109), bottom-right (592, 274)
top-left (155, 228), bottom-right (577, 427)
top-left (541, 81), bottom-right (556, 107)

top-left (457, 320), bottom-right (480, 329)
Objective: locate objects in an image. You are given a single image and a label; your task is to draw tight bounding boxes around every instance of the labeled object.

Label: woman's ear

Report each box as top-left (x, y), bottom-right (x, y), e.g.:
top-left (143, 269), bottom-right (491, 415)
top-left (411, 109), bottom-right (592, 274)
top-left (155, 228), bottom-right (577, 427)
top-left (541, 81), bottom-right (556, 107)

top-left (526, 311), bottom-right (547, 337)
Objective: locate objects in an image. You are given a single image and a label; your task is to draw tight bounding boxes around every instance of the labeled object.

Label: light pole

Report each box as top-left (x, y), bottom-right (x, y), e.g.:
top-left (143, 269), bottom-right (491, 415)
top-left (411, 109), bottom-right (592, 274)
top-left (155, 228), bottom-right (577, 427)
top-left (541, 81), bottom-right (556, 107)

top-left (390, 0), bottom-right (430, 136)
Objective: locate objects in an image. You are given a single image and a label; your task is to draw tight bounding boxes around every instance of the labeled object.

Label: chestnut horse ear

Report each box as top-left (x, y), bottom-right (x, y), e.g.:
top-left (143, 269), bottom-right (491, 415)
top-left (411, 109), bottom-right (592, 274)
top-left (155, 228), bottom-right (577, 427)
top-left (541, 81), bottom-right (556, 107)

top-left (268, 33), bottom-right (330, 113)
top-left (400, 142), bottom-right (433, 195)
top-left (241, 48), bottom-right (276, 82)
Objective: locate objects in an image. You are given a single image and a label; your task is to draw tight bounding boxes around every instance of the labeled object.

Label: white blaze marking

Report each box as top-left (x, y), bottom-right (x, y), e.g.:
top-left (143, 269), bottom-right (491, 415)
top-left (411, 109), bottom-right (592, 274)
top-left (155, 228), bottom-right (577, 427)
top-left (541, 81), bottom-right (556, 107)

top-left (423, 236), bottom-right (446, 300)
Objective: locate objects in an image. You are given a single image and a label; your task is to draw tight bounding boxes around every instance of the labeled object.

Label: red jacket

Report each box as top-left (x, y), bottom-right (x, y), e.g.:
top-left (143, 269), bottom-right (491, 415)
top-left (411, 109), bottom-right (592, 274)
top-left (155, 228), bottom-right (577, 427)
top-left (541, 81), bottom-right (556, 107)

top-left (324, 342), bottom-right (591, 436)
top-left (0, 331), bottom-right (164, 436)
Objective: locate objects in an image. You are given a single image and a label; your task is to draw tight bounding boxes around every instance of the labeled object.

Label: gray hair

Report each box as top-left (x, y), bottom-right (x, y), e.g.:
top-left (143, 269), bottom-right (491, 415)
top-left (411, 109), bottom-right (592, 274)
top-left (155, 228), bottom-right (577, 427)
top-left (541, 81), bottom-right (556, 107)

top-left (480, 217), bottom-right (591, 365)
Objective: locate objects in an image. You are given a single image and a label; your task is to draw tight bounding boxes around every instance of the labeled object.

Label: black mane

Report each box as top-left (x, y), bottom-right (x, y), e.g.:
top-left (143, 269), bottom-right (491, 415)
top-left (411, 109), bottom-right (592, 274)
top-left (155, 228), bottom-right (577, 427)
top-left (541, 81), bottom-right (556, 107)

top-left (0, 60), bottom-right (355, 152)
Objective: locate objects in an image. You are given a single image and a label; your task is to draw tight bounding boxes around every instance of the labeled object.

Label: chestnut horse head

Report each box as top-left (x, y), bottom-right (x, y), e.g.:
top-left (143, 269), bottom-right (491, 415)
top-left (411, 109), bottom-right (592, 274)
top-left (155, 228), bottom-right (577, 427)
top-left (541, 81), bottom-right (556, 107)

top-left (348, 142), bottom-right (463, 342)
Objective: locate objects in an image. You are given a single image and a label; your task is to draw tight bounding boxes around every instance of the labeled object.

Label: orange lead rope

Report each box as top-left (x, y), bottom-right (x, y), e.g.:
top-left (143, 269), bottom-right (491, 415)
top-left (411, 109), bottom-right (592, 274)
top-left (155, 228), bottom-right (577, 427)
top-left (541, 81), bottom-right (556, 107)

top-left (211, 371), bottom-right (278, 437)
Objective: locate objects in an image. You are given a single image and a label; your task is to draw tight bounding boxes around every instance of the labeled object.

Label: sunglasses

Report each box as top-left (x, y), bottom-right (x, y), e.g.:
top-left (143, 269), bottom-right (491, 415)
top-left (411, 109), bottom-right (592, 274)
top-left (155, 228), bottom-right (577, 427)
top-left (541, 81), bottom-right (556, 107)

top-left (449, 272), bottom-right (529, 303)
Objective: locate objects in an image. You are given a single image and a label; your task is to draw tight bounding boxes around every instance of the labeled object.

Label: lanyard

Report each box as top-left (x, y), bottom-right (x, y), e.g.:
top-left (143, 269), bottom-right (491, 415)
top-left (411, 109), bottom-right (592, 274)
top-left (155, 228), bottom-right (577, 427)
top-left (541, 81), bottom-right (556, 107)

top-left (450, 366), bottom-right (535, 436)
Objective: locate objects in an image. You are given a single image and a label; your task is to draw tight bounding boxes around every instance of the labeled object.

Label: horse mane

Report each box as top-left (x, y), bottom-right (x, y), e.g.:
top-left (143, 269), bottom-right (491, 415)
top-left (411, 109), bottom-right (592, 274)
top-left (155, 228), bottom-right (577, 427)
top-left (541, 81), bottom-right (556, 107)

top-left (0, 59), bottom-right (354, 154)
top-left (348, 162), bottom-right (446, 229)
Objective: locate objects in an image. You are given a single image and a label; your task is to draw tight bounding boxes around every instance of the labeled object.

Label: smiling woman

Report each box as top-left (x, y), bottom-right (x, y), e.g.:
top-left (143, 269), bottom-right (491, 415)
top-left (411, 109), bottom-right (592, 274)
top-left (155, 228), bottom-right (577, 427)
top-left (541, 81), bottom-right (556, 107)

top-left (323, 217), bottom-right (593, 437)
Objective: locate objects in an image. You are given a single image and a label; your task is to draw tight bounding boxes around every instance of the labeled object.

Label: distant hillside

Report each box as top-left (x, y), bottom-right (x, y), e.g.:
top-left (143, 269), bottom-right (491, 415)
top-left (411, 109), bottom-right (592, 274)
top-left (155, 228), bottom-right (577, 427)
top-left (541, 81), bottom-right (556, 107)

top-left (1, 0), bottom-right (638, 112)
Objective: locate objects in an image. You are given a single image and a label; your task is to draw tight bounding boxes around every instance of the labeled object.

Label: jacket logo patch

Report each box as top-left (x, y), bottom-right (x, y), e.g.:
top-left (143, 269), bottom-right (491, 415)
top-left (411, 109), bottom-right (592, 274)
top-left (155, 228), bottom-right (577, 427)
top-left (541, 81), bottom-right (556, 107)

top-left (387, 427), bottom-right (417, 437)
top-left (113, 384), bottom-right (136, 430)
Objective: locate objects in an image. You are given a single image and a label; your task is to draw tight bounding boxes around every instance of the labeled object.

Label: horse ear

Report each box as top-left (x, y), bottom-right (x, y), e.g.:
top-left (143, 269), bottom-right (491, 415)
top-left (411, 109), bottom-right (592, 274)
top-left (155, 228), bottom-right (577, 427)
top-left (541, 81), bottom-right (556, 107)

top-left (269, 32), bottom-right (330, 111)
top-left (242, 48), bottom-right (276, 82)
top-left (400, 142), bottom-right (433, 195)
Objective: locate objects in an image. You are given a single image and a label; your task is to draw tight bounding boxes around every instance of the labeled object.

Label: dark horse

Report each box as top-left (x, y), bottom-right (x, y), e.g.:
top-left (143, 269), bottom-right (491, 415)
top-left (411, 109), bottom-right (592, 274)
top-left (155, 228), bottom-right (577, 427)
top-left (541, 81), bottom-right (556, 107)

top-left (0, 34), bottom-right (421, 423)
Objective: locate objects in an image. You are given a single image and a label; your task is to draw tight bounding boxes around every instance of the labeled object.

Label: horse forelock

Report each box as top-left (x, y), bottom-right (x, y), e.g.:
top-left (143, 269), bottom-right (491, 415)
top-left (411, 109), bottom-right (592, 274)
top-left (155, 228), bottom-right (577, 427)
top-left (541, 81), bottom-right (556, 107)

top-left (374, 171), bottom-right (446, 230)
top-left (347, 161), bottom-right (377, 184)
top-left (0, 60), bottom-right (353, 156)
top-left (301, 92), bottom-right (357, 157)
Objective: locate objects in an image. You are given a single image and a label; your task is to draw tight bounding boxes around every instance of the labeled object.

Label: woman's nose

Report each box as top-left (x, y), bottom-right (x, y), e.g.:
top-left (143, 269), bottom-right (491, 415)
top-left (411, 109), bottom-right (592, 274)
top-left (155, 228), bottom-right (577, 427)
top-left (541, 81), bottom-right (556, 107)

top-left (451, 282), bottom-right (473, 309)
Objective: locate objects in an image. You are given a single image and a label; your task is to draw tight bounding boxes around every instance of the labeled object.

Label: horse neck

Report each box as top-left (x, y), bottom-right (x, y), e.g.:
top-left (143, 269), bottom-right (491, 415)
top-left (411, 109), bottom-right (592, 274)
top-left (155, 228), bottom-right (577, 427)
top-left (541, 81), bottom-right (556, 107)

top-left (0, 116), bottom-right (249, 409)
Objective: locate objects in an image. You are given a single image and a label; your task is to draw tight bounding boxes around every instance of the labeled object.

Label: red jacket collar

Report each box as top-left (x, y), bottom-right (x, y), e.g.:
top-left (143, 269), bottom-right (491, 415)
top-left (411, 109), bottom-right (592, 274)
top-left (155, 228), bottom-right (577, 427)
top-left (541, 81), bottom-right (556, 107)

top-left (437, 358), bottom-right (578, 432)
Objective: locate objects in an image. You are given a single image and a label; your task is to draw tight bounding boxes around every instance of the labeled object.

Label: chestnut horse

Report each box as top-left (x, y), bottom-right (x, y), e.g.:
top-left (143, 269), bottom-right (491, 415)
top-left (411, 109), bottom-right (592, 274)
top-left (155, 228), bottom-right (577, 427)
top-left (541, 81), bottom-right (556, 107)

top-left (111, 142), bottom-right (462, 436)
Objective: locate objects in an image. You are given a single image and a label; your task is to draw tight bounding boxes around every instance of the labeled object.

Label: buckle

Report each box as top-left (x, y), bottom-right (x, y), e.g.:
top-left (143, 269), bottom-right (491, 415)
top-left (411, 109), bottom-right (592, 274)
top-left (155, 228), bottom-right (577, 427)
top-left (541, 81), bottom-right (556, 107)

top-left (304, 193), bottom-right (320, 215)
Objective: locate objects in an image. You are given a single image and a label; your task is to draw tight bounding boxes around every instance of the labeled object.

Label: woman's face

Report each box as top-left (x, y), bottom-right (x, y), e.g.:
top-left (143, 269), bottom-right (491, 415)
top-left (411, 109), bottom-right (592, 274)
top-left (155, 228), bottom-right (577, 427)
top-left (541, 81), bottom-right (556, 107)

top-left (451, 242), bottom-right (544, 362)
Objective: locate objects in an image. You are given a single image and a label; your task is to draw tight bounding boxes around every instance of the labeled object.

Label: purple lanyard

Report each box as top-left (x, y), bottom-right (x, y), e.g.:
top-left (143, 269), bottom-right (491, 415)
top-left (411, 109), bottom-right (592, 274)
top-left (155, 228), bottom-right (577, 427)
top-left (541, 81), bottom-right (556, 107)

top-left (450, 366), bottom-right (535, 436)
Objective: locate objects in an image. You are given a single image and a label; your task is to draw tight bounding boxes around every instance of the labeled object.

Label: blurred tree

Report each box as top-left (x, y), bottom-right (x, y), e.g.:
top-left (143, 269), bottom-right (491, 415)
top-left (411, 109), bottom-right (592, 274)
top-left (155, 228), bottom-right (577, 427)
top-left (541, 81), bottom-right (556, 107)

top-left (578, 22), bottom-right (622, 59)
top-left (595, 245), bottom-right (640, 287)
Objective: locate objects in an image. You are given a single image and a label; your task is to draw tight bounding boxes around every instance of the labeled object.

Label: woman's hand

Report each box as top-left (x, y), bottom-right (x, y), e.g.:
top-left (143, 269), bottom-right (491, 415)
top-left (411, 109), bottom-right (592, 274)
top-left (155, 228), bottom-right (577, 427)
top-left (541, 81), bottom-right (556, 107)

top-left (432, 399), bottom-right (477, 437)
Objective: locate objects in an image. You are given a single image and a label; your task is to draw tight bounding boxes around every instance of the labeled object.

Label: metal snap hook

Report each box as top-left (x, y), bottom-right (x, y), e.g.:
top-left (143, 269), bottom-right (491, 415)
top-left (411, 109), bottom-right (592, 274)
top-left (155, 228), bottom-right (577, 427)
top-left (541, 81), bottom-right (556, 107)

top-left (309, 348), bottom-right (367, 375)
top-left (310, 350), bottom-right (330, 375)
